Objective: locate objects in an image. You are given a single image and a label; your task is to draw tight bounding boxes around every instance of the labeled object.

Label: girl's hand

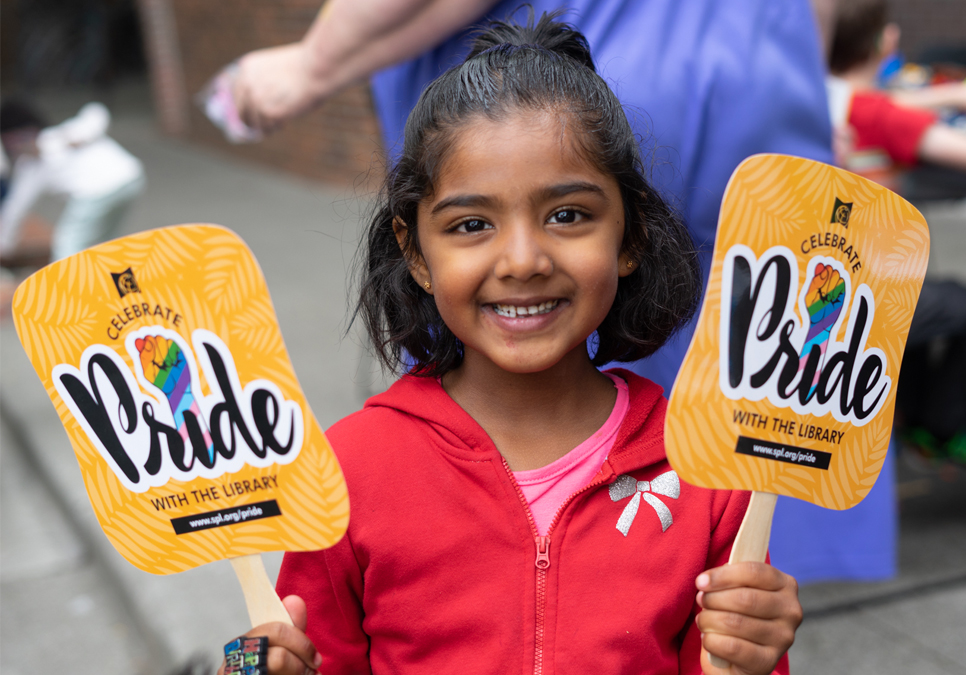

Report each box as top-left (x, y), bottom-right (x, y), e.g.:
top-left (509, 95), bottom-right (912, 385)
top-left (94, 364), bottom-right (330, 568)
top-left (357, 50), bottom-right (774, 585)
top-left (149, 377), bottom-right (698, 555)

top-left (217, 595), bottom-right (322, 675)
top-left (694, 562), bottom-right (802, 675)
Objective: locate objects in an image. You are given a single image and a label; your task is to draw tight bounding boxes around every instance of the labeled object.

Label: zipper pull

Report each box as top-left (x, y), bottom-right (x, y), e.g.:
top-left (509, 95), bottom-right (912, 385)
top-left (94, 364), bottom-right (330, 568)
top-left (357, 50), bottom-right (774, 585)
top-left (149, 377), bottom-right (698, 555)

top-left (535, 535), bottom-right (551, 570)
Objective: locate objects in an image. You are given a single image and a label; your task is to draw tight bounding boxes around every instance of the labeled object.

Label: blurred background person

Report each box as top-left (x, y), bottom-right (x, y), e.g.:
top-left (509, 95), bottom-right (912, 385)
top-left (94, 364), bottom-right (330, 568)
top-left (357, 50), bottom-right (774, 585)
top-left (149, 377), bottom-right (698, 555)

top-left (827, 0), bottom-right (966, 189)
top-left (0, 100), bottom-right (145, 263)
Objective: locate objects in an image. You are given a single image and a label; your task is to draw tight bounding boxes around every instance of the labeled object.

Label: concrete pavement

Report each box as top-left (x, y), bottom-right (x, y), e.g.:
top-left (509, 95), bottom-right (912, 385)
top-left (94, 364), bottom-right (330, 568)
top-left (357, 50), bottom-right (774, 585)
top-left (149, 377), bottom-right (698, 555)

top-left (1, 83), bottom-right (964, 674)
top-left (1, 406), bottom-right (159, 675)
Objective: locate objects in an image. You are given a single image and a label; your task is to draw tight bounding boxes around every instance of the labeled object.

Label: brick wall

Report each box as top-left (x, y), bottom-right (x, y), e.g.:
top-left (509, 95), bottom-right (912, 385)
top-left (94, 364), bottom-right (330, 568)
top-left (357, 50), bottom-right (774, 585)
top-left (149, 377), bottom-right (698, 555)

top-left (170, 0), bottom-right (386, 187)
top-left (889, 0), bottom-right (966, 61)
top-left (138, 0), bottom-right (190, 136)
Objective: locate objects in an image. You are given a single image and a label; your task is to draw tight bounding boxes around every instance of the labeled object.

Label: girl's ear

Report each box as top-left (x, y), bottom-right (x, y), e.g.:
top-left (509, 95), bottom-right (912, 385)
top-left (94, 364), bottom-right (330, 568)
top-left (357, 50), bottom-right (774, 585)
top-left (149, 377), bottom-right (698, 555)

top-left (618, 251), bottom-right (637, 278)
top-left (392, 217), bottom-right (433, 294)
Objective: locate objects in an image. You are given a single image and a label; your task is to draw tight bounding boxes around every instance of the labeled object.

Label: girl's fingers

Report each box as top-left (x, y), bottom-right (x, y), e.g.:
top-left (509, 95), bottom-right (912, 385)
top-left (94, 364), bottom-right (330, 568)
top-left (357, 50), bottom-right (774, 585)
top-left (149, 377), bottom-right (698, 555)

top-left (694, 564), bottom-right (801, 674)
top-left (266, 645), bottom-right (319, 675)
top-left (256, 621), bottom-right (321, 671)
top-left (282, 594), bottom-right (309, 631)
top-left (697, 585), bottom-right (802, 622)
top-left (220, 621), bottom-right (321, 675)
top-left (697, 562), bottom-right (793, 593)
top-left (696, 608), bottom-right (796, 650)
top-left (700, 632), bottom-right (783, 675)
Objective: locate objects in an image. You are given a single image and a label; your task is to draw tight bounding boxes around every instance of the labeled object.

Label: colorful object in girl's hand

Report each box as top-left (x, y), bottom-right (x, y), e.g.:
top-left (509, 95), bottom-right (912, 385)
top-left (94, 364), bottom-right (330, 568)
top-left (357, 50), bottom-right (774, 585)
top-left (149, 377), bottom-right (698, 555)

top-left (224, 636), bottom-right (268, 675)
top-left (11, 224), bottom-right (349, 574)
top-left (665, 154), bottom-right (929, 509)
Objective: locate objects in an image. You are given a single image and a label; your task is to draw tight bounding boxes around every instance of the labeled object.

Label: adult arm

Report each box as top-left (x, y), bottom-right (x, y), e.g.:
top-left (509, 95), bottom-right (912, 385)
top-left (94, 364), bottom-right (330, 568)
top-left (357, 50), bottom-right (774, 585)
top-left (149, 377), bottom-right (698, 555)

top-left (918, 123), bottom-right (966, 173)
top-left (891, 83), bottom-right (966, 112)
top-left (234, 0), bottom-right (500, 131)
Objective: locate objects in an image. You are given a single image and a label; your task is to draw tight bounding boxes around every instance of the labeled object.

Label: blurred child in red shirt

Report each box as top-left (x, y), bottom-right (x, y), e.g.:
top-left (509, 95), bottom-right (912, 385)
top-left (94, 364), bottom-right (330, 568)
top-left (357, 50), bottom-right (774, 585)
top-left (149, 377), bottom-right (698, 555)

top-left (827, 0), bottom-right (966, 190)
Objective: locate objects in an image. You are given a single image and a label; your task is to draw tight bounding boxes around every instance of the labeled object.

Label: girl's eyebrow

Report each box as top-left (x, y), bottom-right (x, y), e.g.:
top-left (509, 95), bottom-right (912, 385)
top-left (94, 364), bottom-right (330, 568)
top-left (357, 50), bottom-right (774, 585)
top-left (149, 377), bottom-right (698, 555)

top-left (431, 193), bottom-right (497, 214)
top-left (430, 182), bottom-right (606, 215)
top-left (538, 181), bottom-right (607, 202)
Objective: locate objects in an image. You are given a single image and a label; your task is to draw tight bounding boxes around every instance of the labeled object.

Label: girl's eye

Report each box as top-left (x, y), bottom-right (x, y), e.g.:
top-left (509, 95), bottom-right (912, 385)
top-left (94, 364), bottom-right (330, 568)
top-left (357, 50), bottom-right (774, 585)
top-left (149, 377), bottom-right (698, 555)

top-left (454, 219), bottom-right (491, 233)
top-left (548, 209), bottom-right (585, 224)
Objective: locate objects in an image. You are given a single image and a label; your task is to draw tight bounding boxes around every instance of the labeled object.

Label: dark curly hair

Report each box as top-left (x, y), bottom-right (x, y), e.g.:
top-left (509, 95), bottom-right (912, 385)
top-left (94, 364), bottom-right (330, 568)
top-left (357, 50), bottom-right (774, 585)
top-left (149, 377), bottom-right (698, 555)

top-left (359, 9), bottom-right (700, 377)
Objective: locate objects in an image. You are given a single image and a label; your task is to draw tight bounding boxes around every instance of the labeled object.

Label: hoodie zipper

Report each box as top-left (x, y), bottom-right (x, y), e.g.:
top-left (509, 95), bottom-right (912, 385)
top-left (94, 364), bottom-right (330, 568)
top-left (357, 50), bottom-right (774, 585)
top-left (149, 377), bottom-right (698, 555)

top-left (502, 457), bottom-right (615, 675)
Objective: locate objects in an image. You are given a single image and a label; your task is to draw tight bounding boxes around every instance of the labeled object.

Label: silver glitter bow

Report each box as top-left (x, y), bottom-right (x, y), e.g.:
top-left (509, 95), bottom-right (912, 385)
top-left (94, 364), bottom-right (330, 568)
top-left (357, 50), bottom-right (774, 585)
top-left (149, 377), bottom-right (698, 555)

top-left (609, 470), bottom-right (680, 536)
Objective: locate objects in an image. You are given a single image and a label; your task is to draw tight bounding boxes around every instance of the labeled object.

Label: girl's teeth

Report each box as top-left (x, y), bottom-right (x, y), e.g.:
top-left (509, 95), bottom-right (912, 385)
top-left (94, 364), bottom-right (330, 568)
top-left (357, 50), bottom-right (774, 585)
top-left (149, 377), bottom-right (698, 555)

top-left (493, 300), bottom-right (558, 318)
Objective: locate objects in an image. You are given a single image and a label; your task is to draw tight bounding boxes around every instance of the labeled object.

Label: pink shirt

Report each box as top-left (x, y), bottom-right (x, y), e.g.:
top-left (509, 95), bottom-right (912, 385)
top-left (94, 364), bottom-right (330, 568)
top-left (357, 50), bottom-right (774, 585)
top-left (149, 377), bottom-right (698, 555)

top-left (513, 373), bottom-right (630, 535)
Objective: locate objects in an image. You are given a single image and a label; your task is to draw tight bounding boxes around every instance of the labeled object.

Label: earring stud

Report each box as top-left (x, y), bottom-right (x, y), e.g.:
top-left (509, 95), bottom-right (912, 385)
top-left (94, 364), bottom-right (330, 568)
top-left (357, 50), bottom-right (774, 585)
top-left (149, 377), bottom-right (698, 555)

top-left (424, 281), bottom-right (432, 290)
top-left (626, 260), bottom-right (635, 268)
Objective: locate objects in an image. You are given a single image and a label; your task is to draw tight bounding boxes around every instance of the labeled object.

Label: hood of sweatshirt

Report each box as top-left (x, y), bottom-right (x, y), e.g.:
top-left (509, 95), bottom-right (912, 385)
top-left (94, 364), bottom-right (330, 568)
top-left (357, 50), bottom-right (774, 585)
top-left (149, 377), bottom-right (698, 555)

top-left (361, 368), bottom-right (669, 477)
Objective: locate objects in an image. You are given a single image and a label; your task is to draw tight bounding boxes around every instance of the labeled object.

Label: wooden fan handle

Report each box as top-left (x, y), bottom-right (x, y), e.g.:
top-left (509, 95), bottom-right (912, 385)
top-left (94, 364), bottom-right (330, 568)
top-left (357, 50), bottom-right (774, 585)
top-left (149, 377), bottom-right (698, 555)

top-left (231, 553), bottom-right (294, 627)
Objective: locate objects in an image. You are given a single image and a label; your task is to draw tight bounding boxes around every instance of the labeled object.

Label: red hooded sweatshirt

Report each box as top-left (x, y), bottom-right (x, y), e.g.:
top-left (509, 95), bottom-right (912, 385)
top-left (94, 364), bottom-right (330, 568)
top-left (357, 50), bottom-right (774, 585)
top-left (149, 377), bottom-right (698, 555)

top-left (277, 370), bottom-right (790, 675)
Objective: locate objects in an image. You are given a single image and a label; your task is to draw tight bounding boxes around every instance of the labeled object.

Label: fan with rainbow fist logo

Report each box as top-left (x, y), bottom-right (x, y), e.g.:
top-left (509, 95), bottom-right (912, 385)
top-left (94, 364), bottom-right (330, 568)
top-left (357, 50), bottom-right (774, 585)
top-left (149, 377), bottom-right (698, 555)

top-left (11, 224), bottom-right (349, 630)
top-left (664, 154), bottom-right (929, 669)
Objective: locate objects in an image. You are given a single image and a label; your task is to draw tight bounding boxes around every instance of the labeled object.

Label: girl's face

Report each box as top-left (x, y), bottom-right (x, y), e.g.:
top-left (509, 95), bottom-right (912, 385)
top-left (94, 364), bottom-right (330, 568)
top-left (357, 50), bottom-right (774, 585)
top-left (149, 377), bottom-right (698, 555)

top-left (403, 111), bottom-right (634, 375)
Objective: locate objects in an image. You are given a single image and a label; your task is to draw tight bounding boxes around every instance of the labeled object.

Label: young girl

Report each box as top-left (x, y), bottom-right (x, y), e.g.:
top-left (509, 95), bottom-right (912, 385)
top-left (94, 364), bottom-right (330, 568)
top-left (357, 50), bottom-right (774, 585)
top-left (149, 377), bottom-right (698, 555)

top-left (223, 13), bottom-right (802, 675)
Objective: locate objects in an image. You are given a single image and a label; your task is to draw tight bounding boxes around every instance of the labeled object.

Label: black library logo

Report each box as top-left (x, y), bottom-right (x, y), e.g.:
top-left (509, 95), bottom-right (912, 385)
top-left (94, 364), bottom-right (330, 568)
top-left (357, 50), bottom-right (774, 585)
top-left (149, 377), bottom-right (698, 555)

top-left (831, 197), bottom-right (853, 228)
top-left (111, 268), bottom-right (140, 298)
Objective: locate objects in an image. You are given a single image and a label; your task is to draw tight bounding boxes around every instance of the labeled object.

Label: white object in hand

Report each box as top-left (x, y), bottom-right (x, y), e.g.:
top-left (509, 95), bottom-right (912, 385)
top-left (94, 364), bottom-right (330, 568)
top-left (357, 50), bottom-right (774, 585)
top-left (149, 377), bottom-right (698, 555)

top-left (197, 64), bottom-right (263, 144)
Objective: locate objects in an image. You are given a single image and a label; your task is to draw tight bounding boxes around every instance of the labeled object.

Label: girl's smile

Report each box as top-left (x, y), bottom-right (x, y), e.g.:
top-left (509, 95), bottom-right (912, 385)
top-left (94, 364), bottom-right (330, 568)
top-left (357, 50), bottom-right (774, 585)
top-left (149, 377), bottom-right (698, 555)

top-left (484, 297), bottom-right (566, 335)
top-left (402, 111), bottom-right (634, 376)
top-left (489, 298), bottom-right (561, 320)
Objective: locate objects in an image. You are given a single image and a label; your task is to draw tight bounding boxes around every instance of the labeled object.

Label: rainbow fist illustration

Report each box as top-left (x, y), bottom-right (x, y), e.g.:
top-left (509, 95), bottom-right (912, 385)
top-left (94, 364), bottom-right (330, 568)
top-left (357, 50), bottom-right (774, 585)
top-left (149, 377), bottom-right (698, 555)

top-left (799, 262), bottom-right (847, 396)
top-left (135, 335), bottom-right (214, 463)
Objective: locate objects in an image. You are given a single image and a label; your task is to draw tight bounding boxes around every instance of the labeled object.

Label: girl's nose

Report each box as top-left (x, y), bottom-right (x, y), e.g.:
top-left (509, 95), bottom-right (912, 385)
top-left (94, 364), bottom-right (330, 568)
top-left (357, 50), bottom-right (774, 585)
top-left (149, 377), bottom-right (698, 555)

top-left (493, 222), bottom-right (554, 280)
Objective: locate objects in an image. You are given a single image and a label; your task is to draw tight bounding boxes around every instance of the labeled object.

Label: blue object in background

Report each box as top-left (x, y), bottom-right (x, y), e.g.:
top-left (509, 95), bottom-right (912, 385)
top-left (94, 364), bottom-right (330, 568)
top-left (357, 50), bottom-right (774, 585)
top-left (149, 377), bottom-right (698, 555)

top-left (877, 52), bottom-right (905, 88)
top-left (770, 438), bottom-right (898, 583)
